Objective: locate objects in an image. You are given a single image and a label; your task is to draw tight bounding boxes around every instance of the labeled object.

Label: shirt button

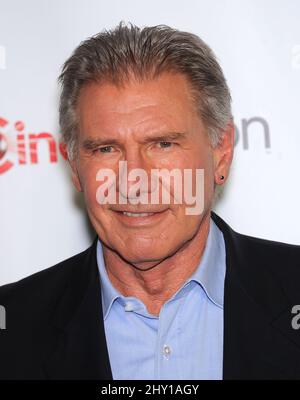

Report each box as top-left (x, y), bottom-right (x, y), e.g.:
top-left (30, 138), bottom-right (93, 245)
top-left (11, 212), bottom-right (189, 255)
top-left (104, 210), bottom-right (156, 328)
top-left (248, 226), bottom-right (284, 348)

top-left (124, 302), bottom-right (134, 312)
top-left (162, 344), bottom-right (172, 359)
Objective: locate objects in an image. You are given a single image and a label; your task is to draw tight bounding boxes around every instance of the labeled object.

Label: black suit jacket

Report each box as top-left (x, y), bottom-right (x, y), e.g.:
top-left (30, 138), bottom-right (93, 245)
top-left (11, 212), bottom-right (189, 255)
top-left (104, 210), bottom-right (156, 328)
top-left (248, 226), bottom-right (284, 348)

top-left (1, 211), bottom-right (300, 380)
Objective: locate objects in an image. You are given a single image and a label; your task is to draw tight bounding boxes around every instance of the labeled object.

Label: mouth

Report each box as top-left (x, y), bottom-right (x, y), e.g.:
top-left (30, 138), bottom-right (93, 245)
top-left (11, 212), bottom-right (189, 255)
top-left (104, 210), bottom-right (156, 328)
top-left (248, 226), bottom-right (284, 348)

top-left (121, 211), bottom-right (155, 217)
top-left (111, 209), bottom-right (169, 226)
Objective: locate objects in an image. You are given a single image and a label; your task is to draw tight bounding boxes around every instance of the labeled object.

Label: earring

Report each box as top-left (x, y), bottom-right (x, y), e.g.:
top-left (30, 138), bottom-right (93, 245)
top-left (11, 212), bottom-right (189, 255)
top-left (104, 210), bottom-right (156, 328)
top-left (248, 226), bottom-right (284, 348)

top-left (220, 175), bottom-right (225, 181)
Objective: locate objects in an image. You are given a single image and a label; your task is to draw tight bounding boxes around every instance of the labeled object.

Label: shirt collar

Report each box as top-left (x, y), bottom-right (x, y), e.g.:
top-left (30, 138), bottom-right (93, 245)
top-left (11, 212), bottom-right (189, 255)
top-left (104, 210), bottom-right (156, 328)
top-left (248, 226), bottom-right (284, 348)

top-left (97, 242), bottom-right (122, 320)
top-left (186, 217), bottom-right (226, 309)
top-left (97, 217), bottom-right (226, 319)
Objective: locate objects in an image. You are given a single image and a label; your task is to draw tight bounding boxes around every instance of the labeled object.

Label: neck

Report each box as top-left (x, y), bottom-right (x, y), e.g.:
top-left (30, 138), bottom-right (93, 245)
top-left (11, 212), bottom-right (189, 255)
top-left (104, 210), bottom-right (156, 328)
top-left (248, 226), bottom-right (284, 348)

top-left (102, 212), bottom-right (211, 316)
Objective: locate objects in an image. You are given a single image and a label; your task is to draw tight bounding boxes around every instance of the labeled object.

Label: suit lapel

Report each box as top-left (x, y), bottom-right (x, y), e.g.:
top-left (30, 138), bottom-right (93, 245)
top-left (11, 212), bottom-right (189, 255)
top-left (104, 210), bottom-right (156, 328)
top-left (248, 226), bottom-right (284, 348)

top-left (43, 238), bottom-right (113, 379)
top-left (211, 212), bottom-right (300, 379)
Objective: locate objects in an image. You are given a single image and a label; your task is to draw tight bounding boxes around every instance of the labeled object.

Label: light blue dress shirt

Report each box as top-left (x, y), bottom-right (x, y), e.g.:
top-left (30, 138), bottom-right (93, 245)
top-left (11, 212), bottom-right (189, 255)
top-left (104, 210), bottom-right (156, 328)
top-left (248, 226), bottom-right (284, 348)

top-left (97, 218), bottom-right (226, 380)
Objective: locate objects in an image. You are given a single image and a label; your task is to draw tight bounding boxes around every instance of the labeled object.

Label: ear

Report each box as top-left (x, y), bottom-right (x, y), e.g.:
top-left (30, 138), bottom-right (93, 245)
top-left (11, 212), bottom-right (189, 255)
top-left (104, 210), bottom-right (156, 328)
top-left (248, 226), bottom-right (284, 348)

top-left (212, 120), bottom-right (235, 185)
top-left (68, 157), bottom-right (83, 192)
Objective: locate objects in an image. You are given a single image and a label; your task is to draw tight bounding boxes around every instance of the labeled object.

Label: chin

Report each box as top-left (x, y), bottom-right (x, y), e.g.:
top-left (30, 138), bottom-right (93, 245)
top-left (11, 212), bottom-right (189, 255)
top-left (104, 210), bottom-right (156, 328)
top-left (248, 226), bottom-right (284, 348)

top-left (115, 243), bottom-right (171, 265)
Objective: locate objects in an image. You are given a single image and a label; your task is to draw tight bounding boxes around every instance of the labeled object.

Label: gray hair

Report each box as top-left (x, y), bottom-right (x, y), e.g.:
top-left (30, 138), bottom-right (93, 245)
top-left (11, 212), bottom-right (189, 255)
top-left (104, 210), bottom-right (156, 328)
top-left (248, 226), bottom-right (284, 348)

top-left (59, 22), bottom-right (232, 159)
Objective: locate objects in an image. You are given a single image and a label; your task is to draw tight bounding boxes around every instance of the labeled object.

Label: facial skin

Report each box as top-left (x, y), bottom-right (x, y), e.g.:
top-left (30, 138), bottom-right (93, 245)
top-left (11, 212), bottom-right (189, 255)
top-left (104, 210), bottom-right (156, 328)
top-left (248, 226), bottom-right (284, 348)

top-left (70, 72), bottom-right (234, 315)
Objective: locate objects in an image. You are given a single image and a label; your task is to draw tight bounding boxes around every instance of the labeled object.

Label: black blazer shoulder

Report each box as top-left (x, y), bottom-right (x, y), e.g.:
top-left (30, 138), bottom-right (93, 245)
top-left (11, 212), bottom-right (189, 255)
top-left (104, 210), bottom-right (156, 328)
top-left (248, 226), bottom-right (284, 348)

top-left (212, 212), bottom-right (300, 305)
top-left (0, 246), bottom-right (93, 312)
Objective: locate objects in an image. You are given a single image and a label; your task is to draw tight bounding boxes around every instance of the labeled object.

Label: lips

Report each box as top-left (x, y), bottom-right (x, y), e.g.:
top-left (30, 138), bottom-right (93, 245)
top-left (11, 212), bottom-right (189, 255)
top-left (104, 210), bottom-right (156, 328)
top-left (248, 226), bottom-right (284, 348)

top-left (110, 206), bottom-right (168, 214)
top-left (111, 208), bottom-right (169, 225)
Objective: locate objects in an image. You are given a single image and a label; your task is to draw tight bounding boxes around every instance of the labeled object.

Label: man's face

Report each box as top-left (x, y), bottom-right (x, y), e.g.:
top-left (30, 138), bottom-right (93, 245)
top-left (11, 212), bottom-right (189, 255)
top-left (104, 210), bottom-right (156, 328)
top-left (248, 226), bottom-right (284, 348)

top-left (72, 72), bottom-right (232, 268)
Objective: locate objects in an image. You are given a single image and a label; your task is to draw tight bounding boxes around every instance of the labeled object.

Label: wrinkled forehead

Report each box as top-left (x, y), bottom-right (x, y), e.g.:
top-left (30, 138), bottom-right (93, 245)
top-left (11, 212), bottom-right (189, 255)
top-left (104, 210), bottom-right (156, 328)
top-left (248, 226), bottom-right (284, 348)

top-left (76, 72), bottom-right (203, 138)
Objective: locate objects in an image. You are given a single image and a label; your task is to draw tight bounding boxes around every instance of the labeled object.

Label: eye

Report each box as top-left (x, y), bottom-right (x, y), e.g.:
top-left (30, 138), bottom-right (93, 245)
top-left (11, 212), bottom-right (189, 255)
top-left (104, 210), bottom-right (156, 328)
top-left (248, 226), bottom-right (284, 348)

top-left (97, 145), bottom-right (114, 153)
top-left (157, 141), bottom-right (173, 149)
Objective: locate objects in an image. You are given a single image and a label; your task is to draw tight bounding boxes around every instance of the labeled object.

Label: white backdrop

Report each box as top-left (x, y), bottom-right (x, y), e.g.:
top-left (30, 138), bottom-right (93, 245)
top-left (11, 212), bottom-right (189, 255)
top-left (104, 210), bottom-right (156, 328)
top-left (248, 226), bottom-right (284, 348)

top-left (1, 0), bottom-right (299, 285)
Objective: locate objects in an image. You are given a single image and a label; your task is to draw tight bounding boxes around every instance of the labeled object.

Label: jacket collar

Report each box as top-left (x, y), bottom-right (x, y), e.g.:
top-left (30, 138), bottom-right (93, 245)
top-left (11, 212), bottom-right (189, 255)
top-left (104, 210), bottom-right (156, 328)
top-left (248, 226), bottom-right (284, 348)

top-left (211, 211), bottom-right (300, 379)
top-left (43, 238), bottom-right (113, 379)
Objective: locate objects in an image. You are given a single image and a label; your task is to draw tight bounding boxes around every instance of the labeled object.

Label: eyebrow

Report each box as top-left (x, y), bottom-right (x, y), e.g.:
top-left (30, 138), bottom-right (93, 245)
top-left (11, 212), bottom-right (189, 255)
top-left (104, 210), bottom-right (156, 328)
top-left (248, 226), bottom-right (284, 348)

top-left (82, 138), bottom-right (120, 151)
top-left (142, 132), bottom-right (187, 143)
top-left (81, 132), bottom-right (187, 150)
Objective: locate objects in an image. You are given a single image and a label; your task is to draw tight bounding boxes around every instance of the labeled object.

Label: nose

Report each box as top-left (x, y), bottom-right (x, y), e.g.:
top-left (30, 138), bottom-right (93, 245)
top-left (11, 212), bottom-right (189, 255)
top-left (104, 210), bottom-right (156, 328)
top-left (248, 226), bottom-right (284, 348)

top-left (117, 147), bottom-right (152, 202)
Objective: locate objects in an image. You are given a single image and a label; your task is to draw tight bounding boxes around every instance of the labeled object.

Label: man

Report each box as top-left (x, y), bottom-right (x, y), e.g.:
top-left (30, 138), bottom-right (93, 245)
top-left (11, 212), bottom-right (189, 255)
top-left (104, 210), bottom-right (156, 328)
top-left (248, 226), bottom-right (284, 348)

top-left (1, 22), bottom-right (300, 380)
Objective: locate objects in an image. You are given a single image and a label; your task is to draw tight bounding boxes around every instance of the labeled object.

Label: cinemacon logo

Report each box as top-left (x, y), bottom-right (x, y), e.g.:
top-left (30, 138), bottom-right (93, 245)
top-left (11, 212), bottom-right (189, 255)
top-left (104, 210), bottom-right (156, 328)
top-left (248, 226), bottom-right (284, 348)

top-left (0, 115), bottom-right (271, 174)
top-left (0, 117), bottom-right (67, 174)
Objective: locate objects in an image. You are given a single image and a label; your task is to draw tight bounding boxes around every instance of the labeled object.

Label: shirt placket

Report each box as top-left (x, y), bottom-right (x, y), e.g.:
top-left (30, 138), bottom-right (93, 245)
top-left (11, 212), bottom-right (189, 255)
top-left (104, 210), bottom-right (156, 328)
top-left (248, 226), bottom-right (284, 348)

top-left (155, 292), bottom-right (188, 380)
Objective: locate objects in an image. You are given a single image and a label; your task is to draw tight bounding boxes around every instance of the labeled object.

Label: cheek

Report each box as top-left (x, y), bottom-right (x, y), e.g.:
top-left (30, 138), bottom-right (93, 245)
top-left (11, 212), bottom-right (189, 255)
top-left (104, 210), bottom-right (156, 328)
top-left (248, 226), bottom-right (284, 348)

top-left (203, 165), bottom-right (214, 195)
top-left (193, 151), bottom-right (215, 202)
top-left (79, 165), bottom-right (104, 211)
top-left (83, 175), bottom-right (98, 205)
